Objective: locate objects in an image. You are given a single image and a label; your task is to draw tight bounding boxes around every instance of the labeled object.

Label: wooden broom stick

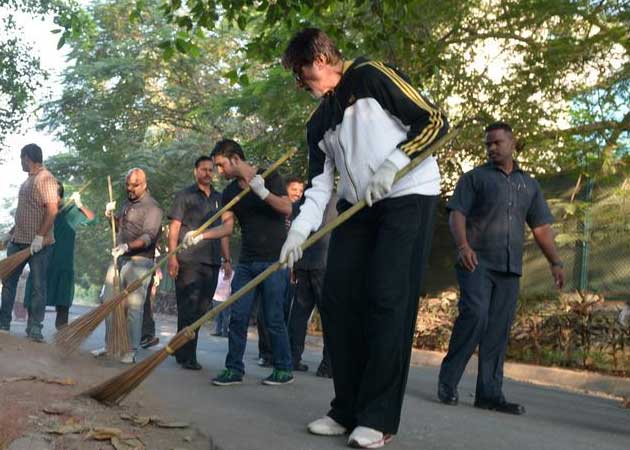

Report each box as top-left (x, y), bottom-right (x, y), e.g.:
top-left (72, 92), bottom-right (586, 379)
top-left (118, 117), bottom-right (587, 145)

top-left (55, 148), bottom-right (298, 353)
top-left (84, 129), bottom-right (460, 404)
top-left (105, 176), bottom-right (130, 357)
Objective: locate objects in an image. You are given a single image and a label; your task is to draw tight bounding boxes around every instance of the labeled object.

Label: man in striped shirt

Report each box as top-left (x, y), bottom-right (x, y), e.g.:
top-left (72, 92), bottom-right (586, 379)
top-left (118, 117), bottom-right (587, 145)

top-left (0, 144), bottom-right (58, 342)
top-left (279, 28), bottom-right (448, 448)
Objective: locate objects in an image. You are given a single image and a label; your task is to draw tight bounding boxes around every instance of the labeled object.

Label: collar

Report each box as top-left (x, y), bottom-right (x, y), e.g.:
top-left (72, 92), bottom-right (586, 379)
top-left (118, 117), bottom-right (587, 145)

top-left (194, 183), bottom-right (214, 197)
top-left (342, 59), bottom-right (354, 74)
top-left (28, 166), bottom-right (44, 177)
top-left (130, 192), bottom-right (149, 204)
top-left (483, 160), bottom-right (523, 174)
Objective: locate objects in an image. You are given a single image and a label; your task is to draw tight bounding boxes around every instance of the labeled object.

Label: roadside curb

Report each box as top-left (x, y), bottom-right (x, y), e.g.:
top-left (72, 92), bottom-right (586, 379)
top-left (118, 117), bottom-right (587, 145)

top-left (409, 348), bottom-right (630, 400)
top-left (305, 334), bottom-right (630, 400)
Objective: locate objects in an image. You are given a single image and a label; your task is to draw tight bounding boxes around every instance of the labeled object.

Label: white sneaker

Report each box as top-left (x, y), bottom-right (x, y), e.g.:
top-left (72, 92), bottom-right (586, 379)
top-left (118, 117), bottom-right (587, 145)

top-left (120, 352), bottom-right (136, 364)
top-left (307, 416), bottom-right (347, 436)
top-left (90, 347), bottom-right (107, 357)
top-left (347, 426), bottom-right (393, 448)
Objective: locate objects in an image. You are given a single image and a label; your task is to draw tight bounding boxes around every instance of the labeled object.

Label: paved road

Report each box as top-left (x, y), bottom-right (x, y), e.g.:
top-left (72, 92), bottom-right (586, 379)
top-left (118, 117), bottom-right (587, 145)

top-left (12, 306), bottom-right (630, 450)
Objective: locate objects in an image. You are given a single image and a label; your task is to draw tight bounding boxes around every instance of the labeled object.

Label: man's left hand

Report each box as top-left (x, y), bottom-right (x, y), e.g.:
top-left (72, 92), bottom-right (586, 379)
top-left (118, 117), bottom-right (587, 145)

top-left (365, 160), bottom-right (398, 207)
top-left (30, 235), bottom-right (44, 255)
top-left (111, 243), bottom-right (129, 259)
top-left (551, 265), bottom-right (565, 289)
top-left (249, 175), bottom-right (270, 200)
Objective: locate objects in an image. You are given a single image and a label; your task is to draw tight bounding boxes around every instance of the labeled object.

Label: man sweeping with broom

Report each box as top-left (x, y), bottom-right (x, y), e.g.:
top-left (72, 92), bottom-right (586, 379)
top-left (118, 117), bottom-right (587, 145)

top-left (209, 139), bottom-right (295, 386)
top-left (92, 168), bottom-right (163, 364)
top-left (279, 29), bottom-right (448, 448)
top-left (0, 144), bottom-right (58, 342)
top-left (24, 181), bottom-right (96, 330)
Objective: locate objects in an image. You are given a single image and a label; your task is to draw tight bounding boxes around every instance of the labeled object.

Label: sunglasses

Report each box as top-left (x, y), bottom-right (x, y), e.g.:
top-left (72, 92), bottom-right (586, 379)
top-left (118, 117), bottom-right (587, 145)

top-left (292, 65), bottom-right (315, 92)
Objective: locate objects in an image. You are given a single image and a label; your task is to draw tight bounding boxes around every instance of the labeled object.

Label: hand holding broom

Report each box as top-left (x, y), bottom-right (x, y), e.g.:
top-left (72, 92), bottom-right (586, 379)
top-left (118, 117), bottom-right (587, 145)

top-left (55, 148), bottom-right (298, 354)
top-left (83, 129), bottom-right (459, 405)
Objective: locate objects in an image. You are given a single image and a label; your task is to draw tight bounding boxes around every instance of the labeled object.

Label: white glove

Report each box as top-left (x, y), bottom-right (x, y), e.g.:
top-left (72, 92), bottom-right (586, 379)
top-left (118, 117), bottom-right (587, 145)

top-left (70, 192), bottom-right (83, 209)
top-left (183, 230), bottom-right (204, 249)
top-left (279, 229), bottom-right (307, 269)
top-left (365, 160), bottom-right (398, 207)
top-left (30, 235), bottom-right (44, 255)
top-left (105, 201), bottom-right (116, 218)
top-left (111, 243), bottom-right (129, 258)
top-left (249, 175), bottom-right (270, 200)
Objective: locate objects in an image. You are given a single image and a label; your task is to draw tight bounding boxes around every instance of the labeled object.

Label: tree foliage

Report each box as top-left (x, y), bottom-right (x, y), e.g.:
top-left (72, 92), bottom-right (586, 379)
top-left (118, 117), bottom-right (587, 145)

top-left (0, 0), bottom-right (86, 153)
top-left (37, 0), bottom-right (629, 286)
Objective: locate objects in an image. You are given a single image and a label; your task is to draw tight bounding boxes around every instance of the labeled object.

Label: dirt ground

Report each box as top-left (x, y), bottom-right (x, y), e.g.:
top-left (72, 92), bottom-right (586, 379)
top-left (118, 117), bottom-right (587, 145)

top-left (0, 333), bottom-right (210, 450)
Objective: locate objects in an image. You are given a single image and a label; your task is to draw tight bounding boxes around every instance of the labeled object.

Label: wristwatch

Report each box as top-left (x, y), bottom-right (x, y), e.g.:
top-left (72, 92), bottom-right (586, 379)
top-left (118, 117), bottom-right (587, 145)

top-left (221, 257), bottom-right (232, 264)
top-left (551, 260), bottom-right (564, 268)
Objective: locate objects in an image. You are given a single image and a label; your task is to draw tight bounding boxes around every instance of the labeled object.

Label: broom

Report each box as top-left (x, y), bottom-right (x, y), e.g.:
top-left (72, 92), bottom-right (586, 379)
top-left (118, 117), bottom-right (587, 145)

top-left (84, 128), bottom-right (460, 404)
top-left (105, 176), bottom-right (130, 357)
top-left (0, 248), bottom-right (31, 283)
top-left (0, 179), bottom-right (94, 283)
top-left (54, 148), bottom-right (298, 354)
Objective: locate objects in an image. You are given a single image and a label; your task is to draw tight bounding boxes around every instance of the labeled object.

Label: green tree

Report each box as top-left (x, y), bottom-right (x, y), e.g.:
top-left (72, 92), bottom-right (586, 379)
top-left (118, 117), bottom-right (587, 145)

top-left (0, 0), bottom-right (86, 153)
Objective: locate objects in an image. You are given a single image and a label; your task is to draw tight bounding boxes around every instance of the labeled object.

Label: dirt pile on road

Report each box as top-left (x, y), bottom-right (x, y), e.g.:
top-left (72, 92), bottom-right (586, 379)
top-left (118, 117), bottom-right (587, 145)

top-left (0, 333), bottom-right (209, 450)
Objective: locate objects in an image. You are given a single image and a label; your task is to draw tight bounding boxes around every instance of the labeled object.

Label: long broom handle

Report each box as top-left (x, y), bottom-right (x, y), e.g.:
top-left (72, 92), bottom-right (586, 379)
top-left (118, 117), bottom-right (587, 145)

top-left (59, 179), bottom-right (94, 212)
top-left (107, 176), bottom-right (121, 291)
top-left (105, 148), bottom-right (298, 302)
top-left (184, 128), bottom-right (460, 338)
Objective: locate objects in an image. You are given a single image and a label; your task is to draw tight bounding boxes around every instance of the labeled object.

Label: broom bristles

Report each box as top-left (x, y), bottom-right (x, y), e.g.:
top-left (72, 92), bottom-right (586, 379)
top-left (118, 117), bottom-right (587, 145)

top-left (54, 285), bottom-right (134, 353)
top-left (0, 248), bottom-right (31, 282)
top-left (106, 302), bottom-right (129, 357)
top-left (84, 330), bottom-right (192, 404)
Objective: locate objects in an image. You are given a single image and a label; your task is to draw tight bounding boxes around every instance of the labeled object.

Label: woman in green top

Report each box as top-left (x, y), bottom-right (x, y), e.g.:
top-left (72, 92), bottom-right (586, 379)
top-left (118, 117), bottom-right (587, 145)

top-left (25, 182), bottom-right (96, 329)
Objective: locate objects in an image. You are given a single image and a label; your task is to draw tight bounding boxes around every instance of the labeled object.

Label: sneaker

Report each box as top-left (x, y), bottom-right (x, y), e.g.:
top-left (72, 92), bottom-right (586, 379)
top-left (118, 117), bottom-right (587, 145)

top-left (211, 368), bottom-right (243, 386)
top-left (307, 416), bottom-right (347, 436)
top-left (140, 336), bottom-right (159, 349)
top-left (120, 352), bottom-right (136, 364)
top-left (257, 357), bottom-right (272, 367)
top-left (28, 333), bottom-right (44, 343)
top-left (262, 369), bottom-right (294, 386)
top-left (316, 362), bottom-right (332, 378)
top-left (91, 347), bottom-right (108, 357)
top-left (293, 361), bottom-right (309, 372)
top-left (347, 426), bottom-right (393, 448)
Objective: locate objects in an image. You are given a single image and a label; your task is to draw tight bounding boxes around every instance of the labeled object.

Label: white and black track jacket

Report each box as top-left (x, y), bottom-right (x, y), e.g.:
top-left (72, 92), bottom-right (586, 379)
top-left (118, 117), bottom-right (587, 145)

top-left (291, 56), bottom-right (449, 238)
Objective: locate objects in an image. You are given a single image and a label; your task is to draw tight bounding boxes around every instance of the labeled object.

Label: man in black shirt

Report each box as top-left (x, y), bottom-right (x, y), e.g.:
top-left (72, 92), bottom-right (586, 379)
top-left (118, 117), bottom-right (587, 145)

top-left (167, 156), bottom-right (233, 370)
top-left (210, 139), bottom-right (294, 386)
top-left (438, 122), bottom-right (565, 415)
top-left (287, 182), bottom-right (335, 377)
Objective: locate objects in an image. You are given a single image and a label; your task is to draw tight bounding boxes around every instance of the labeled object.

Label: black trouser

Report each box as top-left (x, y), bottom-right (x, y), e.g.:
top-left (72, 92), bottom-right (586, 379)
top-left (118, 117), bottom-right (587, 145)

top-left (174, 262), bottom-right (219, 363)
top-left (322, 194), bottom-right (438, 435)
top-left (439, 265), bottom-right (520, 402)
top-left (142, 273), bottom-right (156, 340)
top-left (55, 305), bottom-right (69, 330)
top-left (288, 268), bottom-right (330, 367)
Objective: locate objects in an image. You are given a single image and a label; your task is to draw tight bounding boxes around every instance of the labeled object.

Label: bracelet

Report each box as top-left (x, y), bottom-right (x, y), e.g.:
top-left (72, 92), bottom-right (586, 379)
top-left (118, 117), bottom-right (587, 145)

top-left (551, 261), bottom-right (564, 268)
top-left (221, 258), bottom-right (232, 264)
